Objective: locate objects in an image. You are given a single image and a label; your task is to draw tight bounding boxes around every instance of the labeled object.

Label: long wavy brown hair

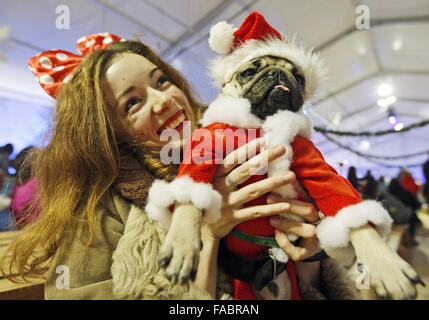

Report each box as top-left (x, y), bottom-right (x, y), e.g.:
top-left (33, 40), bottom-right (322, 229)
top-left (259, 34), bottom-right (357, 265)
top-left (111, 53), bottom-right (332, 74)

top-left (0, 40), bottom-right (205, 280)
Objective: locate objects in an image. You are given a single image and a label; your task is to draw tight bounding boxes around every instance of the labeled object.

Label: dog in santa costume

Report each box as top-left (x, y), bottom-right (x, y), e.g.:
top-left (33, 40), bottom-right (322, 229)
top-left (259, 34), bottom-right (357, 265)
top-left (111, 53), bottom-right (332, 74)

top-left (146, 12), bottom-right (423, 300)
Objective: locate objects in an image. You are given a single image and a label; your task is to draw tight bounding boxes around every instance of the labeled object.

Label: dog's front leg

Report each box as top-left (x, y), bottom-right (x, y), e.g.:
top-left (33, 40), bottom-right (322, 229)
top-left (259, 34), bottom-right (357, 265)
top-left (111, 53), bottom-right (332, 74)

top-left (350, 224), bottom-right (423, 299)
top-left (157, 203), bottom-right (203, 285)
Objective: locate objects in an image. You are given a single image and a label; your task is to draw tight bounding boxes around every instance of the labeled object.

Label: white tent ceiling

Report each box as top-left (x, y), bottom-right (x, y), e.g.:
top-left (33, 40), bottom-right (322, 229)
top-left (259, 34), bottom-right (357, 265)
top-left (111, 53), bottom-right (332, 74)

top-left (0, 0), bottom-right (428, 180)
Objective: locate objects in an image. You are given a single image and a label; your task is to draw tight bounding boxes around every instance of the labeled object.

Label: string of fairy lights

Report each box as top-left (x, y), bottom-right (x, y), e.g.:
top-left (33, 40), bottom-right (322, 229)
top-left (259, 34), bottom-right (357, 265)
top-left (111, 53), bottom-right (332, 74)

top-left (318, 130), bottom-right (428, 168)
top-left (314, 119), bottom-right (429, 137)
top-left (312, 80), bottom-right (429, 169)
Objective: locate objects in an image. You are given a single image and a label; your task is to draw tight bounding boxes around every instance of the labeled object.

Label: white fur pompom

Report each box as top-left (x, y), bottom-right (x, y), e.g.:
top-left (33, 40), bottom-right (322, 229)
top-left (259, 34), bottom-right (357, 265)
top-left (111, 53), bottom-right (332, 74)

top-left (208, 21), bottom-right (236, 54)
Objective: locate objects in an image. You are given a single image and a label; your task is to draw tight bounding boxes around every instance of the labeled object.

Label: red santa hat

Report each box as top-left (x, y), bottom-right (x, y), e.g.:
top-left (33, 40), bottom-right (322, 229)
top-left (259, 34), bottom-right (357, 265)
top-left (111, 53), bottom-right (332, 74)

top-left (208, 12), bottom-right (326, 101)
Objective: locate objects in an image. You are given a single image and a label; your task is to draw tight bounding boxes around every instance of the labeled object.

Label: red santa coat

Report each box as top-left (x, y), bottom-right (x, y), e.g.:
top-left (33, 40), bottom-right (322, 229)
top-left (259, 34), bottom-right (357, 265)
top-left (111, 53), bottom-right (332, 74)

top-left (146, 96), bottom-right (393, 300)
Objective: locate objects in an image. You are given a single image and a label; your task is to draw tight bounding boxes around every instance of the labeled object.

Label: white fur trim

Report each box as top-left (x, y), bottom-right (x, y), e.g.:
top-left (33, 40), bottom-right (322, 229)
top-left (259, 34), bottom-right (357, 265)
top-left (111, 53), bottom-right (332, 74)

top-left (269, 247), bottom-right (290, 263)
top-left (145, 176), bottom-right (222, 229)
top-left (201, 95), bottom-right (263, 128)
top-left (263, 109), bottom-right (313, 199)
top-left (208, 21), bottom-right (237, 54)
top-left (145, 179), bottom-right (174, 229)
top-left (208, 36), bottom-right (327, 101)
top-left (316, 200), bottom-right (393, 266)
top-left (263, 109), bottom-right (313, 141)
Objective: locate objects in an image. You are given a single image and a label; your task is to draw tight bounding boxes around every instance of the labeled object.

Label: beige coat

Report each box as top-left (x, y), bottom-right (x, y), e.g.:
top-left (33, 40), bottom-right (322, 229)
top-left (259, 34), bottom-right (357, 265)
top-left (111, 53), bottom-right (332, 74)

top-left (44, 187), bottom-right (215, 299)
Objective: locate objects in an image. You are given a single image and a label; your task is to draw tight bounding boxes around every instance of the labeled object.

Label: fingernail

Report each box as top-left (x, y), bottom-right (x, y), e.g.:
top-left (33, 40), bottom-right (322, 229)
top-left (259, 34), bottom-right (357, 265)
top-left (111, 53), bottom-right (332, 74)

top-left (266, 197), bottom-right (275, 204)
top-left (282, 203), bottom-right (290, 210)
top-left (266, 194), bottom-right (279, 204)
top-left (270, 216), bottom-right (282, 227)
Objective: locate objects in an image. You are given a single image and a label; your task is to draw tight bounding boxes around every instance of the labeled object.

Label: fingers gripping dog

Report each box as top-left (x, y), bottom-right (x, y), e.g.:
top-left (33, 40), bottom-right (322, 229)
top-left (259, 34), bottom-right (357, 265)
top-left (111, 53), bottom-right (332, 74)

top-left (146, 12), bottom-right (422, 300)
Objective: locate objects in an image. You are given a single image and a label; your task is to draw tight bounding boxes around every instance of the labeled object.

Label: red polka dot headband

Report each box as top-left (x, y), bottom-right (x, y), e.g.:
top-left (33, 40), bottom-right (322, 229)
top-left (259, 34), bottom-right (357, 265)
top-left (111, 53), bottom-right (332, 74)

top-left (28, 33), bottom-right (123, 98)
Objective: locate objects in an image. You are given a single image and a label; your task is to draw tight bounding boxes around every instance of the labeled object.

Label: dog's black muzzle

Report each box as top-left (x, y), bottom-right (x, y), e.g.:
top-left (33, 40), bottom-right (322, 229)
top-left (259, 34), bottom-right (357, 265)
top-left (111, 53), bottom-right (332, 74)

top-left (243, 67), bottom-right (303, 120)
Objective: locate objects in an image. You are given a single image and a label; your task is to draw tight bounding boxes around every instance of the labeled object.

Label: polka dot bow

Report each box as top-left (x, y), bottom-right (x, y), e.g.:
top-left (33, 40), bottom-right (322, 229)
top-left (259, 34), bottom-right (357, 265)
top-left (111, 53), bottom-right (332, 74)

top-left (28, 33), bottom-right (123, 98)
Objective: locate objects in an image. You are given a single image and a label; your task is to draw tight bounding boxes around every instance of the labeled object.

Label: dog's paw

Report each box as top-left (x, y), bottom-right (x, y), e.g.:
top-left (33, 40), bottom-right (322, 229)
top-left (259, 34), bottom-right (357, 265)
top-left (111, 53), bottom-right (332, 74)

top-left (157, 232), bottom-right (201, 285)
top-left (371, 257), bottom-right (422, 300)
top-left (359, 243), bottom-right (423, 299)
top-left (157, 204), bottom-right (203, 285)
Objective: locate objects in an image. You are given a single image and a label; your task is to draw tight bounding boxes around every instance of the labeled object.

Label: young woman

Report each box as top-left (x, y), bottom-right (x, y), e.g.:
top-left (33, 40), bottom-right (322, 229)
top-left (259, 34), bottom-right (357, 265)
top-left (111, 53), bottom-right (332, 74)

top-left (1, 34), bottom-right (352, 300)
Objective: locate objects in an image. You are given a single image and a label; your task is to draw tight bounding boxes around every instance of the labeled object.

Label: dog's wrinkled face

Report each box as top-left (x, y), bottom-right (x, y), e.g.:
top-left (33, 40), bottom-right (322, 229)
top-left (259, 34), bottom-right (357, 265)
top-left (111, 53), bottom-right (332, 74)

top-left (231, 56), bottom-right (305, 120)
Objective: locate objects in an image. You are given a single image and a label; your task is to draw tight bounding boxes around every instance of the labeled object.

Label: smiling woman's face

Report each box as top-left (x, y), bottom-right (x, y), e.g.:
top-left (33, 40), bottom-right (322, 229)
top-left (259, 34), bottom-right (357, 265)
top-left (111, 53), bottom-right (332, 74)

top-left (103, 52), bottom-right (195, 149)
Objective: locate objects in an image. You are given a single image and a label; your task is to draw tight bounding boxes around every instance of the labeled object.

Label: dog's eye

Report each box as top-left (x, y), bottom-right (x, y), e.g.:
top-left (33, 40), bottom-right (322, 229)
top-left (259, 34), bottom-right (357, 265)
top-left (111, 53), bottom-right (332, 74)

top-left (240, 68), bottom-right (257, 78)
top-left (295, 74), bottom-right (305, 86)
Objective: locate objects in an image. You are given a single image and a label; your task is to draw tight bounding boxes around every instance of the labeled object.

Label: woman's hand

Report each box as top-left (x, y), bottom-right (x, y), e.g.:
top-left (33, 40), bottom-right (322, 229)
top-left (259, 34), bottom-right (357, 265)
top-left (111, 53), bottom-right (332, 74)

top-left (206, 138), bottom-right (322, 261)
top-left (267, 195), bottom-right (321, 261)
top-left (206, 138), bottom-right (293, 239)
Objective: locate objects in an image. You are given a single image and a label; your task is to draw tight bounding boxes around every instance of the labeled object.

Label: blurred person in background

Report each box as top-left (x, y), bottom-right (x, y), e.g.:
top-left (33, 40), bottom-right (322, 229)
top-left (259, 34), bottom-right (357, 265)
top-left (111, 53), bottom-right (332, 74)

top-left (378, 177), bottom-right (412, 225)
top-left (9, 146), bottom-right (41, 229)
top-left (362, 170), bottom-right (377, 200)
top-left (0, 143), bottom-right (13, 176)
top-left (0, 168), bottom-right (14, 231)
top-left (388, 178), bottom-right (421, 246)
top-left (0, 171), bottom-right (11, 211)
top-left (376, 176), bottom-right (388, 198)
top-left (422, 154), bottom-right (429, 203)
top-left (347, 166), bottom-right (360, 193)
top-left (399, 167), bottom-right (421, 196)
